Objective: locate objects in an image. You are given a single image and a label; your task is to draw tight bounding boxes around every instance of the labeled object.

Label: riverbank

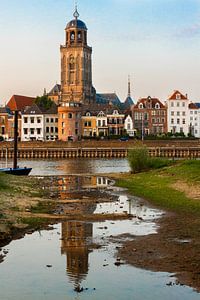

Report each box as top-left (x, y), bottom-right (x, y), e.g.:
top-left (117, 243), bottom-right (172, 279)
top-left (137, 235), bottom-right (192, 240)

top-left (112, 160), bottom-right (200, 292)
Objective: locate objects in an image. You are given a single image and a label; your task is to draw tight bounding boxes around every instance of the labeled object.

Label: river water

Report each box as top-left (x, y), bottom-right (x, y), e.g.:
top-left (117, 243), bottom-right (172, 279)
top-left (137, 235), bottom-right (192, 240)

top-left (0, 159), bottom-right (199, 300)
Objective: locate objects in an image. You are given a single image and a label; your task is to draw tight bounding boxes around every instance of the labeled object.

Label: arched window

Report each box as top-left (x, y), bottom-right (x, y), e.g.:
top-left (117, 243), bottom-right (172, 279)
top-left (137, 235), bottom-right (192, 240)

top-left (69, 55), bottom-right (75, 84)
top-left (70, 31), bottom-right (75, 42)
top-left (139, 103), bottom-right (143, 109)
top-left (78, 31), bottom-right (82, 42)
top-left (68, 113), bottom-right (73, 119)
top-left (155, 103), bottom-right (160, 109)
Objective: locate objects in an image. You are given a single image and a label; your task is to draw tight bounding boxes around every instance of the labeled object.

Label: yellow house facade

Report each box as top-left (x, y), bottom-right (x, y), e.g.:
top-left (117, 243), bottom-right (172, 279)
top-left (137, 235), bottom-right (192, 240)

top-left (81, 112), bottom-right (97, 137)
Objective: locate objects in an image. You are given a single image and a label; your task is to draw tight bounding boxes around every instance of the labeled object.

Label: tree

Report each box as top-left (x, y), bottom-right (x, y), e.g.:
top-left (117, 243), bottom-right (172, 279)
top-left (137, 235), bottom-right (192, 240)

top-left (35, 95), bottom-right (53, 110)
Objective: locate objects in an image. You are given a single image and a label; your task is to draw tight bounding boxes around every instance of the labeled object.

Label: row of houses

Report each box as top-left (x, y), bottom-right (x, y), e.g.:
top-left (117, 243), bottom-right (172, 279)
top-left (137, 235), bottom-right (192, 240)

top-left (0, 90), bottom-right (200, 141)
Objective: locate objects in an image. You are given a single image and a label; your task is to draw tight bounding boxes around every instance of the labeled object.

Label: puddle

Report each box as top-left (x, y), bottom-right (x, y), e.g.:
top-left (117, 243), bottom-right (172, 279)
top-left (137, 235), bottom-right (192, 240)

top-left (0, 174), bottom-right (199, 299)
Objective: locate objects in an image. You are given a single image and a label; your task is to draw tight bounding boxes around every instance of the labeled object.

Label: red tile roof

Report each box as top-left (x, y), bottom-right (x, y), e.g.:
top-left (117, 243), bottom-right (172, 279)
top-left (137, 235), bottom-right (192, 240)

top-left (7, 95), bottom-right (35, 111)
top-left (189, 103), bottom-right (198, 109)
top-left (133, 97), bottom-right (166, 109)
top-left (168, 90), bottom-right (187, 100)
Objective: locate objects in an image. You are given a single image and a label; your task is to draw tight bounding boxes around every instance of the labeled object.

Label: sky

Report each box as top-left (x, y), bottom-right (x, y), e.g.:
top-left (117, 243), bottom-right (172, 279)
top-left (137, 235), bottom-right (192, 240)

top-left (0, 0), bottom-right (200, 104)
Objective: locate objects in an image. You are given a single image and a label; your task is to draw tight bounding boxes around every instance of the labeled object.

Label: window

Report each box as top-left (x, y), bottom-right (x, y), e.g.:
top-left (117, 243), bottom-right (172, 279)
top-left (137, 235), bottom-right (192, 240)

top-left (51, 118), bottom-right (54, 123)
top-left (177, 111), bottom-right (180, 116)
top-left (62, 129), bottom-right (64, 135)
top-left (55, 118), bottom-right (58, 123)
top-left (37, 118), bottom-right (41, 123)
top-left (171, 102), bottom-right (174, 107)
top-left (176, 94), bottom-right (181, 100)
top-left (30, 117), bottom-right (34, 123)
top-left (55, 127), bottom-right (58, 133)
top-left (75, 129), bottom-right (78, 135)
top-left (182, 112), bottom-right (185, 116)
top-left (24, 117), bottom-right (28, 123)
top-left (30, 128), bottom-right (34, 135)
top-left (171, 111), bottom-right (174, 116)
top-left (68, 113), bottom-right (73, 119)
top-left (139, 103), bottom-right (143, 109)
top-left (177, 118), bottom-right (180, 124)
top-left (51, 127), bottom-right (54, 133)
top-left (182, 102), bottom-right (185, 107)
top-left (75, 122), bottom-right (78, 128)
top-left (46, 127), bottom-right (49, 133)
top-left (46, 118), bottom-right (49, 122)
top-left (98, 120), bottom-right (101, 127)
top-left (62, 114), bottom-right (65, 119)
top-left (177, 102), bottom-right (180, 107)
top-left (62, 122), bottom-right (65, 128)
top-left (155, 103), bottom-right (160, 109)
top-left (171, 119), bottom-right (174, 124)
top-left (37, 128), bottom-right (41, 135)
top-left (24, 128), bottom-right (28, 135)
top-left (182, 119), bottom-right (185, 124)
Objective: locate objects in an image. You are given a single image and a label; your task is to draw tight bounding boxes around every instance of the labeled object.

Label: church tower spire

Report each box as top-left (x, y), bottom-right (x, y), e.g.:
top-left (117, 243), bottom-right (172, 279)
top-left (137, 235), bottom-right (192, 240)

top-left (128, 75), bottom-right (131, 98)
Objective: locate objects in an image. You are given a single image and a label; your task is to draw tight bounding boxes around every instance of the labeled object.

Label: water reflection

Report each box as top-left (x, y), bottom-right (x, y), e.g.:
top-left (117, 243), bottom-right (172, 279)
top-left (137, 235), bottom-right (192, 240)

top-left (61, 221), bottom-right (93, 288)
top-left (0, 158), bottom-right (130, 176)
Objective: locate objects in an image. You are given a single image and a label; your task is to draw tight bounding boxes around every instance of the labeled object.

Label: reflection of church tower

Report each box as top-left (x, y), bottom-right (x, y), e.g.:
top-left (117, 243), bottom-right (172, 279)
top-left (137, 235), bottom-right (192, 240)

top-left (58, 7), bottom-right (95, 141)
top-left (61, 221), bottom-right (93, 287)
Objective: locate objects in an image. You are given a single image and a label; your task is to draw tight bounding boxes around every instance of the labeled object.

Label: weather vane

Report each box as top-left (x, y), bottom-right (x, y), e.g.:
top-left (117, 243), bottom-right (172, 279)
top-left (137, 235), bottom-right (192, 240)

top-left (73, 1), bottom-right (79, 19)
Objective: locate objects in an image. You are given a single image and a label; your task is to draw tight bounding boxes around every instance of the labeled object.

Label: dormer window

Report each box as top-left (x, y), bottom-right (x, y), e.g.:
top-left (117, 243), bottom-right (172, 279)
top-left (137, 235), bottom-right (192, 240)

top-left (139, 103), bottom-right (143, 109)
top-left (176, 94), bottom-right (181, 100)
top-left (155, 103), bottom-right (160, 109)
top-left (86, 112), bottom-right (91, 117)
top-left (113, 110), bottom-right (119, 115)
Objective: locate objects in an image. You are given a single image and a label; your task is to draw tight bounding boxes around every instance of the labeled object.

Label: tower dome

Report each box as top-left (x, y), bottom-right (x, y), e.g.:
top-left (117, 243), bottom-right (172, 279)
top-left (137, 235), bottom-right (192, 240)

top-left (66, 6), bottom-right (87, 30)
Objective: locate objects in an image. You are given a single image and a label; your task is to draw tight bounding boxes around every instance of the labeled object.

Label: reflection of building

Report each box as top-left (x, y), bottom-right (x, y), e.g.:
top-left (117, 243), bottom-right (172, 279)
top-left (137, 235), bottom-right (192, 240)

top-left (61, 221), bottom-right (93, 287)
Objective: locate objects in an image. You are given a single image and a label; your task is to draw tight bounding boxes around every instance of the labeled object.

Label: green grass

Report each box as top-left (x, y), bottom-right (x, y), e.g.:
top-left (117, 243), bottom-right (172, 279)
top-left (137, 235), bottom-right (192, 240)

top-left (19, 217), bottom-right (50, 228)
top-left (117, 160), bottom-right (200, 216)
top-left (30, 201), bottom-right (56, 214)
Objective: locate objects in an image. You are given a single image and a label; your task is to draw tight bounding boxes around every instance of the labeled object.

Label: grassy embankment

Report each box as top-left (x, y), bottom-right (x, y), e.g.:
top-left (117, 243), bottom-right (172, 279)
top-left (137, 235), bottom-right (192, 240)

top-left (117, 160), bottom-right (200, 215)
top-left (0, 173), bottom-right (55, 244)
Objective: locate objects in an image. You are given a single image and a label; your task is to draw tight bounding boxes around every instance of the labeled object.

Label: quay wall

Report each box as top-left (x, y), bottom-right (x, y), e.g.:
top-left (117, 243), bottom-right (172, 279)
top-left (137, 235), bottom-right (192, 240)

top-left (0, 146), bottom-right (200, 159)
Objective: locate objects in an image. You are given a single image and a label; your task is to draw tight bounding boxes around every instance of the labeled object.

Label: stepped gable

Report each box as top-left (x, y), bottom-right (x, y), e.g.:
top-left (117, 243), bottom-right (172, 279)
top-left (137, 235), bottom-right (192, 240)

top-left (168, 90), bottom-right (187, 100)
top-left (7, 95), bottom-right (35, 111)
top-left (134, 96), bottom-right (165, 109)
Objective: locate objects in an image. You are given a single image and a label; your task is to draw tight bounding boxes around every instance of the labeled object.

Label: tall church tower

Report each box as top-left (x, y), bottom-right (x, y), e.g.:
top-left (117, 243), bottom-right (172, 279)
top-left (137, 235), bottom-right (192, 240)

top-left (60, 7), bottom-right (95, 104)
top-left (58, 7), bottom-right (95, 141)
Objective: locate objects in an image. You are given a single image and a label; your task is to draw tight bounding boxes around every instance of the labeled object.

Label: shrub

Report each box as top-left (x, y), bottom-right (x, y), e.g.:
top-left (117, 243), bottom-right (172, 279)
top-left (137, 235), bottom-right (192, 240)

top-left (128, 144), bottom-right (171, 173)
top-left (128, 144), bottom-right (149, 173)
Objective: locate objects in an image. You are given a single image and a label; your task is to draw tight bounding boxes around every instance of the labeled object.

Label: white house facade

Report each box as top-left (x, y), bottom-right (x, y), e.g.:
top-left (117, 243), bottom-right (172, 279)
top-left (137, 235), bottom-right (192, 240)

top-left (166, 90), bottom-right (189, 136)
top-left (189, 103), bottom-right (200, 138)
top-left (124, 115), bottom-right (135, 136)
top-left (21, 104), bottom-right (58, 141)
